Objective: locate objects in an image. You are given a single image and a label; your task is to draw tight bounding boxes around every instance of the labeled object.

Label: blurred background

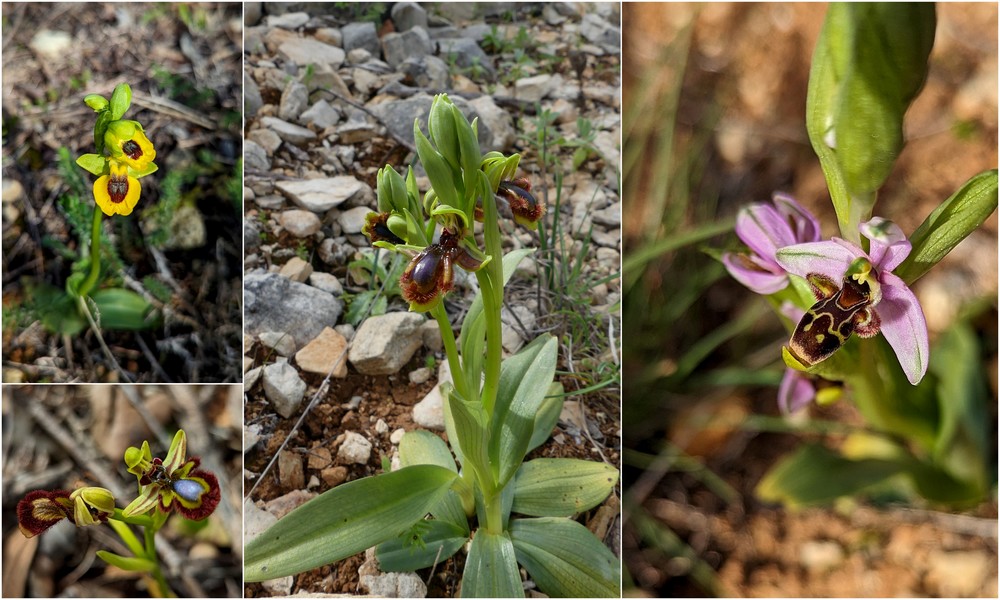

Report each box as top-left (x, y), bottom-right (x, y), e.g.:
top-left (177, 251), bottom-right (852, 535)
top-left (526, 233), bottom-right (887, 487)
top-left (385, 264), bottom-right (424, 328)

top-left (622, 3), bottom-right (997, 597)
top-left (2, 385), bottom-right (242, 597)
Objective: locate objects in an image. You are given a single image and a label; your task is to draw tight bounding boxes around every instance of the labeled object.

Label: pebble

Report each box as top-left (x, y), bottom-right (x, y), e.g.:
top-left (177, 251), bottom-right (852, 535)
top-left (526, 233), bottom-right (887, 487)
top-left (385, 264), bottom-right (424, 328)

top-left (307, 447), bottom-right (333, 470)
top-left (243, 423), bottom-right (263, 452)
top-left (264, 489), bottom-right (316, 519)
top-left (359, 547), bottom-right (427, 598)
top-left (408, 367), bottom-right (431, 385)
top-left (279, 209), bottom-right (321, 237)
top-left (337, 431), bottom-right (373, 464)
top-left (412, 362), bottom-right (452, 431)
top-left (308, 272), bottom-right (343, 295)
top-left (300, 99), bottom-right (340, 129)
top-left (278, 449), bottom-right (305, 489)
top-left (390, 1), bottom-right (428, 31)
top-left (390, 428), bottom-right (407, 445)
top-left (244, 140), bottom-right (270, 172)
top-left (278, 38), bottom-right (345, 69)
top-left (342, 21), bottom-right (379, 55)
top-left (337, 206), bottom-right (372, 235)
top-left (799, 540), bottom-right (844, 573)
top-left (348, 312), bottom-right (426, 375)
top-left (374, 419), bottom-right (389, 434)
top-left (295, 327), bottom-right (349, 377)
top-left (515, 74), bottom-right (556, 103)
top-left (262, 361), bottom-right (306, 418)
top-left (266, 12), bottom-right (309, 29)
top-left (278, 80), bottom-right (309, 121)
top-left (381, 27), bottom-right (434, 69)
top-left (278, 256), bottom-right (313, 282)
top-left (260, 116), bottom-right (317, 145)
top-left (321, 466), bottom-right (348, 487)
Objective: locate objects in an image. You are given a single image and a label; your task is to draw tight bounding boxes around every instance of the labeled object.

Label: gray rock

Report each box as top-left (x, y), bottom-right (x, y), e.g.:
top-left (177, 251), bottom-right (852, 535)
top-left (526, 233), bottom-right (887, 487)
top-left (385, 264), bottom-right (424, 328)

top-left (260, 116), bottom-right (317, 145)
top-left (266, 12), bottom-right (309, 29)
top-left (279, 80), bottom-right (309, 121)
top-left (368, 94), bottom-right (494, 152)
top-left (468, 95), bottom-right (514, 151)
top-left (342, 21), bottom-right (379, 56)
top-left (243, 423), bottom-right (263, 453)
top-left (245, 71), bottom-right (263, 117)
top-left (244, 2), bottom-right (263, 26)
top-left (314, 27), bottom-right (342, 47)
top-left (515, 74), bottom-right (556, 103)
top-left (412, 362), bottom-right (451, 431)
top-left (596, 247), bottom-right (620, 271)
top-left (259, 331), bottom-right (297, 357)
top-left (336, 121), bottom-right (378, 144)
top-left (279, 209), bottom-right (322, 237)
top-left (348, 312), bottom-right (425, 375)
top-left (390, 1), bottom-right (428, 31)
top-left (337, 206), bottom-right (372, 235)
top-left (436, 38), bottom-right (494, 77)
top-left (398, 55), bottom-right (450, 89)
top-left (381, 27), bottom-right (433, 69)
top-left (580, 13), bottom-right (620, 48)
top-left (300, 99), bottom-right (341, 129)
top-left (244, 140), bottom-right (270, 172)
top-left (408, 367), bottom-right (431, 385)
top-left (278, 38), bottom-right (345, 69)
top-left (318, 237), bottom-right (353, 266)
top-left (245, 271), bottom-right (344, 347)
top-left (276, 176), bottom-right (368, 212)
top-left (337, 431), bottom-right (372, 464)
top-left (591, 227), bottom-right (621, 248)
top-left (347, 47), bottom-right (373, 64)
top-left (247, 128), bottom-right (282, 154)
top-left (262, 361), bottom-right (307, 418)
top-left (307, 64), bottom-right (352, 97)
top-left (460, 24), bottom-right (493, 42)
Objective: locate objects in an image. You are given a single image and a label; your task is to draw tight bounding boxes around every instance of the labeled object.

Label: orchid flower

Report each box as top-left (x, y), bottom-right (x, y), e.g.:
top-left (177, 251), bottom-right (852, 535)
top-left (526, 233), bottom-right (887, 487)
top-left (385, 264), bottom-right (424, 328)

top-left (123, 430), bottom-right (220, 521)
top-left (17, 487), bottom-right (116, 537)
top-left (775, 217), bottom-right (929, 384)
top-left (722, 193), bottom-right (821, 294)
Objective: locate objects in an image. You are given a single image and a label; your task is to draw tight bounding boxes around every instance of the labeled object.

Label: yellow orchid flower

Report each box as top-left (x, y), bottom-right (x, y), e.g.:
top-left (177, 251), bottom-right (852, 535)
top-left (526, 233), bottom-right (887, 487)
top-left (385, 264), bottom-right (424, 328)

top-left (94, 160), bottom-right (141, 216)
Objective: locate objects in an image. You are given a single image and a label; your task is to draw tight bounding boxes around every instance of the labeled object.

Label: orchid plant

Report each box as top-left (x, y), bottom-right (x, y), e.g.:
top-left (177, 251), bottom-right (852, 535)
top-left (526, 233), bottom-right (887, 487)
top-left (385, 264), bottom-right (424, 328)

top-left (30, 83), bottom-right (161, 337)
top-left (17, 430), bottom-right (220, 597)
top-left (722, 4), bottom-right (997, 507)
top-left (245, 94), bottom-right (620, 597)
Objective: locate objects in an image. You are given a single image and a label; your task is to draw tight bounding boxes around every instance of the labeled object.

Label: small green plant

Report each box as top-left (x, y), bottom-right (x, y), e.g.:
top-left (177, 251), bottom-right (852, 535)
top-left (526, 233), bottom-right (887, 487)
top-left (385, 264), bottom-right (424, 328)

top-left (27, 83), bottom-right (162, 337)
top-left (17, 430), bottom-right (220, 597)
top-left (343, 250), bottom-right (404, 326)
top-left (245, 95), bottom-right (620, 597)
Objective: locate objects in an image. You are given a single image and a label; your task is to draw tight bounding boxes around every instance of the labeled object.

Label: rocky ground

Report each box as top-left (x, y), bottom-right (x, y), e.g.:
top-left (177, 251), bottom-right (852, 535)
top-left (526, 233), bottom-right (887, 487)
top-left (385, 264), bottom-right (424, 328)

top-left (241, 2), bottom-right (621, 597)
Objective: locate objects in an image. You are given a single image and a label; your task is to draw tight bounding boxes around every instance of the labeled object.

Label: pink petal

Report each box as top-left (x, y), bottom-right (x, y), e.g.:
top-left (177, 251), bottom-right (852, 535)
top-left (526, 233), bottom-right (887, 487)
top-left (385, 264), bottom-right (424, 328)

top-left (876, 272), bottom-right (929, 385)
top-left (772, 192), bottom-right (821, 243)
top-left (735, 202), bottom-right (798, 264)
top-left (860, 217), bottom-right (911, 272)
top-left (778, 368), bottom-right (815, 414)
top-left (774, 240), bottom-right (859, 281)
top-left (722, 252), bottom-right (788, 295)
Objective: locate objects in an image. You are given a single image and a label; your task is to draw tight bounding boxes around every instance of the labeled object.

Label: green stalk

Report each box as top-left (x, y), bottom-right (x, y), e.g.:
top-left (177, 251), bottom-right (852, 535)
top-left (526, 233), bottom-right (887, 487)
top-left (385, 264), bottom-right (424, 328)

top-left (143, 522), bottom-right (175, 598)
top-left (478, 178), bottom-right (505, 418)
top-left (432, 303), bottom-right (468, 401)
top-left (78, 205), bottom-right (103, 298)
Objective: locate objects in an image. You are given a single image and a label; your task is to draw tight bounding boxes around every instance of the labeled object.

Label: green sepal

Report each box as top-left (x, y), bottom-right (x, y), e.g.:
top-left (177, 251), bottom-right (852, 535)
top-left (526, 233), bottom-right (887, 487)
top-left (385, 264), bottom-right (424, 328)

top-left (76, 153), bottom-right (108, 176)
top-left (96, 550), bottom-right (155, 573)
top-left (90, 288), bottom-right (161, 331)
top-left (94, 110), bottom-right (113, 155)
top-left (512, 458), bottom-right (619, 517)
top-left (244, 464), bottom-right (459, 582)
top-left (109, 83), bottom-right (133, 121)
top-left (509, 517), bottom-right (620, 598)
top-left (127, 162), bottom-right (158, 179)
top-left (895, 169), bottom-right (998, 284)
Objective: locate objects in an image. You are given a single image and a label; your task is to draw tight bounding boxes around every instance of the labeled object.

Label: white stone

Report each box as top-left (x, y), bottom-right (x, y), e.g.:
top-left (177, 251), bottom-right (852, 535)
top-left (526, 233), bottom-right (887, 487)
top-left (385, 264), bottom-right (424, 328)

top-left (338, 431), bottom-right (372, 464)
top-left (276, 177), bottom-right (367, 213)
top-left (262, 362), bottom-right (306, 418)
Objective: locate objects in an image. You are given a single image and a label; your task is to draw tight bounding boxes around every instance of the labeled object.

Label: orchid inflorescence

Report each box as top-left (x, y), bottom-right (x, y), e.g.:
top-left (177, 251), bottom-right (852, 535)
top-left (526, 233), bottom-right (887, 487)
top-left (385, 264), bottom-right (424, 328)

top-left (722, 193), bottom-right (929, 413)
top-left (16, 429), bottom-right (219, 596)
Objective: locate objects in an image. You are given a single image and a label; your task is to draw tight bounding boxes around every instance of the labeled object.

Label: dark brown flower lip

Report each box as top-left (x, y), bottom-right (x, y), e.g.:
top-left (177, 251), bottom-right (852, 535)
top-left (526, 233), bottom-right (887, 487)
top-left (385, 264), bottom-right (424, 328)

top-left (17, 490), bottom-right (74, 537)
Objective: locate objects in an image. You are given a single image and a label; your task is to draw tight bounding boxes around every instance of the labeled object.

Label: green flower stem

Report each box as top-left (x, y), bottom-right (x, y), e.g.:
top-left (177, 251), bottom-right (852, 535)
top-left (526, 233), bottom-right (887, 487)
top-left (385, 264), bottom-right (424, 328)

top-left (112, 508), bottom-right (154, 527)
top-left (143, 516), bottom-right (175, 598)
top-left (78, 205), bottom-right (103, 298)
top-left (432, 303), bottom-right (468, 401)
top-left (478, 178), bottom-right (505, 418)
top-left (483, 488), bottom-right (504, 535)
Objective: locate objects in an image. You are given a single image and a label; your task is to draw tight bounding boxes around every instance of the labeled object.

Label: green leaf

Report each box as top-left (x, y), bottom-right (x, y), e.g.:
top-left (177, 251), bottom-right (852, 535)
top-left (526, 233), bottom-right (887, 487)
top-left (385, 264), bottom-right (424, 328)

top-left (399, 430), bottom-right (457, 472)
top-left (244, 465), bottom-right (458, 582)
top-left (376, 519), bottom-right (468, 572)
top-left (28, 282), bottom-right (87, 335)
top-left (90, 288), bottom-right (161, 330)
top-left (509, 517), bottom-right (620, 598)
top-left (928, 320), bottom-right (988, 495)
top-left (109, 83), bottom-right (132, 120)
top-left (896, 169), bottom-right (998, 284)
top-left (512, 458), bottom-right (619, 517)
top-left (527, 385), bottom-right (563, 452)
top-left (491, 334), bottom-right (559, 489)
top-left (96, 550), bottom-right (155, 573)
top-left (461, 529), bottom-right (523, 598)
top-left (447, 387), bottom-right (494, 492)
top-left (755, 442), bottom-right (904, 507)
top-left (76, 153), bottom-right (107, 176)
top-left (106, 518), bottom-right (145, 558)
